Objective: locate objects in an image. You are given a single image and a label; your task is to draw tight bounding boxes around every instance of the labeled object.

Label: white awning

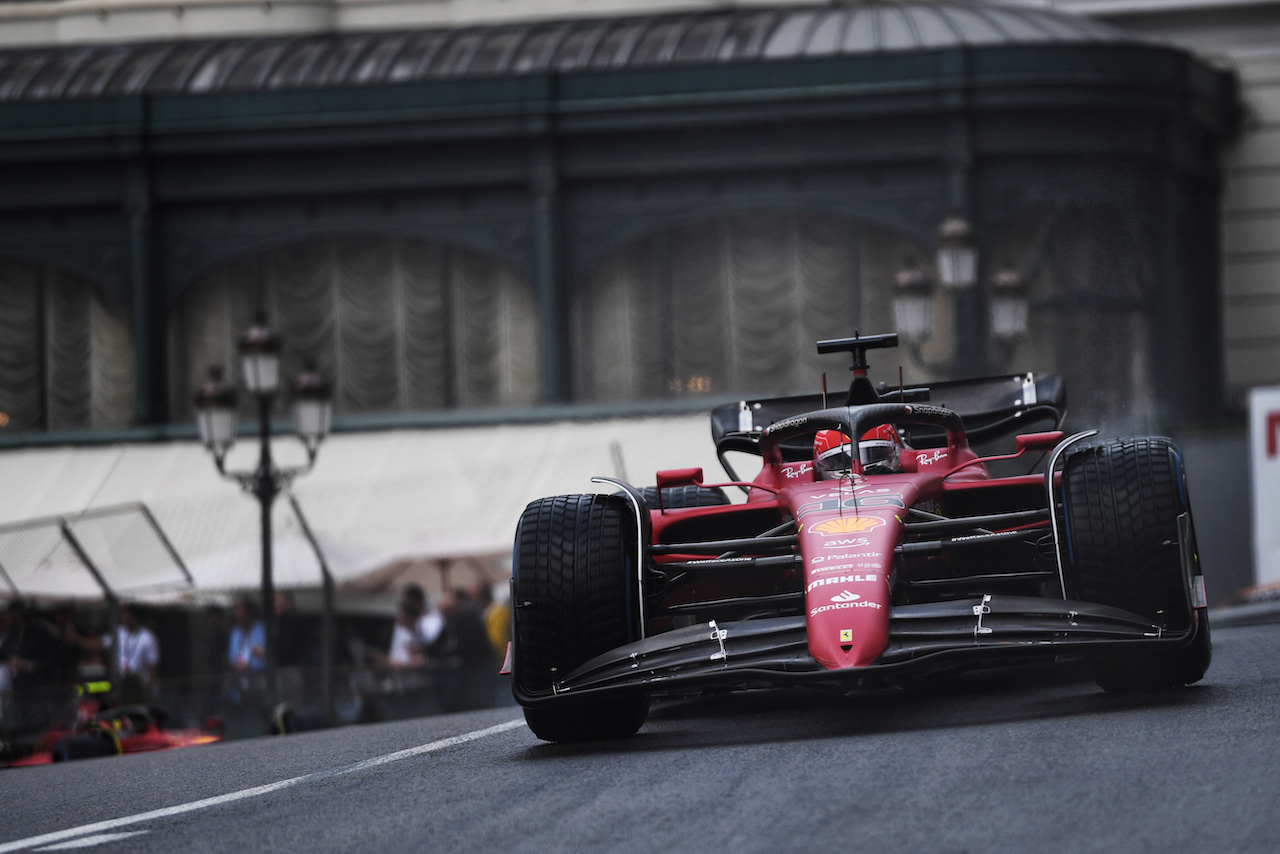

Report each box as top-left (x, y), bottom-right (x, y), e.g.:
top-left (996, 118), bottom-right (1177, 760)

top-left (0, 414), bottom-right (738, 602)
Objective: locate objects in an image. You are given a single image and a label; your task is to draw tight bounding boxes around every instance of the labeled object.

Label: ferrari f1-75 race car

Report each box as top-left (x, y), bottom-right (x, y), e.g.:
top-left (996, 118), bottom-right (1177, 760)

top-left (3, 702), bottom-right (223, 767)
top-left (510, 333), bottom-right (1210, 742)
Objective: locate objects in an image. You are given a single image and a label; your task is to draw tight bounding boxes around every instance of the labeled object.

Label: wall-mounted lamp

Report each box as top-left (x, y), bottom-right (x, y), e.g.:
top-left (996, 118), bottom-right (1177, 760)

top-left (936, 213), bottom-right (977, 290)
top-left (892, 267), bottom-right (935, 343)
top-left (989, 269), bottom-right (1031, 343)
top-left (895, 215), bottom-right (1035, 373)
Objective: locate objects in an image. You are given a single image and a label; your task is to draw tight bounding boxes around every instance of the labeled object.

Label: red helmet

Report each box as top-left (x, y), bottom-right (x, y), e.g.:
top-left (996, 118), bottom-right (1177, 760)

top-left (813, 429), bottom-right (852, 480)
top-left (813, 425), bottom-right (903, 479)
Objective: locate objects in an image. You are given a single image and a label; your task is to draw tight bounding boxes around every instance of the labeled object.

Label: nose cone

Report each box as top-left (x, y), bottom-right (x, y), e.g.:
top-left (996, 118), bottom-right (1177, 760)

top-left (798, 512), bottom-right (898, 670)
top-left (804, 574), bottom-right (891, 668)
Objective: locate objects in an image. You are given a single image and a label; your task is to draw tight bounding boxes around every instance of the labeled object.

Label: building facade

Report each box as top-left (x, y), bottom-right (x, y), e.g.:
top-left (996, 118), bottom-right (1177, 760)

top-left (0, 1), bottom-right (1242, 440)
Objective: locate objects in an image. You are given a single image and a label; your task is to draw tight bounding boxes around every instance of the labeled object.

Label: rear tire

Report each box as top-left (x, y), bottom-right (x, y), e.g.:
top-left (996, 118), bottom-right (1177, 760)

top-left (512, 494), bottom-right (649, 742)
top-left (52, 726), bottom-right (119, 762)
top-left (640, 485), bottom-right (731, 509)
top-left (1061, 437), bottom-right (1210, 692)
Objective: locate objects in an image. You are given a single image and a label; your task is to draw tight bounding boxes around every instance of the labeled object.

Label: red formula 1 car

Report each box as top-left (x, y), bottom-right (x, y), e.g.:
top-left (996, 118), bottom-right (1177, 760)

top-left (3, 703), bottom-right (223, 767)
top-left (510, 333), bottom-right (1211, 742)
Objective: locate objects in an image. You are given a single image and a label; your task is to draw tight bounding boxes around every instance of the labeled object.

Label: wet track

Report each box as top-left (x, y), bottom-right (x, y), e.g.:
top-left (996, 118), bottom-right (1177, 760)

top-left (4, 621), bottom-right (1280, 854)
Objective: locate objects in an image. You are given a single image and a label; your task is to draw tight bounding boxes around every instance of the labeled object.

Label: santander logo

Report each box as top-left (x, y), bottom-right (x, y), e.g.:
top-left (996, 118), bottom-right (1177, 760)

top-left (831, 590), bottom-right (860, 603)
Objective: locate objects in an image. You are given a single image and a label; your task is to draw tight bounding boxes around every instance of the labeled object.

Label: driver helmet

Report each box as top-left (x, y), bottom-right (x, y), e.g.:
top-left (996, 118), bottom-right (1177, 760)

top-left (813, 425), bottom-right (903, 479)
top-left (814, 429), bottom-right (853, 480)
top-left (859, 423), bottom-right (903, 475)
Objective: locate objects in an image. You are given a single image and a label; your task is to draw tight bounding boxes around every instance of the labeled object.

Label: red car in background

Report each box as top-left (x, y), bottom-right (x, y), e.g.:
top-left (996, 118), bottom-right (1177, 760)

top-left (4, 701), bottom-right (222, 767)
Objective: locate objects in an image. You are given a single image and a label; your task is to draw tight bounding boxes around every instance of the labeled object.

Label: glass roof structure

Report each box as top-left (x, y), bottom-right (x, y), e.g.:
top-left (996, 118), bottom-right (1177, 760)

top-left (0, 1), bottom-right (1138, 103)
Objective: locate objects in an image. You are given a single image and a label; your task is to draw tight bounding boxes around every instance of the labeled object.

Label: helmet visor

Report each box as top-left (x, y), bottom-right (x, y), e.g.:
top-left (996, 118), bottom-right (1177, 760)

top-left (815, 443), bottom-right (853, 480)
top-left (859, 439), bottom-right (900, 474)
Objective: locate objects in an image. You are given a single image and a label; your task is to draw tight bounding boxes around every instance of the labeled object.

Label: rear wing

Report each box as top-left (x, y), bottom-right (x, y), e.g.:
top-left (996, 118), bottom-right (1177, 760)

top-left (711, 372), bottom-right (1066, 468)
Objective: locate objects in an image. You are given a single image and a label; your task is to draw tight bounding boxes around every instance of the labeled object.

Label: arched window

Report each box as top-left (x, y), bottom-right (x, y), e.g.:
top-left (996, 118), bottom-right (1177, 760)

top-left (575, 213), bottom-right (920, 402)
top-left (168, 237), bottom-right (541, 421)
top-left (0, 259), bottom-right (135, 431)
top-left (990, 207), bottom-right (1155, 431)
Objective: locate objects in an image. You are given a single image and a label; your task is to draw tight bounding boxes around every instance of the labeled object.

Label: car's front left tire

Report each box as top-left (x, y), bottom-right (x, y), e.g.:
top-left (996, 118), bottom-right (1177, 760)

top-left (1060, 436), bottom-right (1211, 692)
top-left (512, 493), bottom-right (649, 742)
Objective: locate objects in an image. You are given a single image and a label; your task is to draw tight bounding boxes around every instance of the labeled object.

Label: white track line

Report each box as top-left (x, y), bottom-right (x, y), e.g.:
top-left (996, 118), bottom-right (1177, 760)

top-left (0, 718), bottom-right (525, 854)
top-left (33, 831), bottom-right (149, 851)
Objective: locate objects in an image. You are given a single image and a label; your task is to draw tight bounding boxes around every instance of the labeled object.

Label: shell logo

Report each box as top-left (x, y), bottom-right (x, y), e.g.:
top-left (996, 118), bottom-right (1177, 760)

top-left (812, 517), bottom-right (884, 534)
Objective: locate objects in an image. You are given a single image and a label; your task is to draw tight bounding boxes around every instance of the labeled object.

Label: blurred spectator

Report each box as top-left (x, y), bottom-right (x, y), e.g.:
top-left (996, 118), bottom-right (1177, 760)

top-left (229, 599), bottom-right (265, 673)
top-left (228, 598), bottom-right (265, 703)
top-left (378, 603), bottom-right (424, 670)
top-left (67, 604), bottom-right (159, 704)
top-left (402, 584), bottom-right (443, 648)
top-left (427, 589), bottom-right (496, 711)
top-left (110, 605), bottom-right (158, 704)
top-left (115, 605), bottom-right (159, 688)
top-left (472, 583), bottom-right (511, 666)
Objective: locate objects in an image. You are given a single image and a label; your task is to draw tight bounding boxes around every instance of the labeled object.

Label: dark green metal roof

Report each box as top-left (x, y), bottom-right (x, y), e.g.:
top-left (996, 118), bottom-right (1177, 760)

top-left (0, 1), bottom-right (1143, 103)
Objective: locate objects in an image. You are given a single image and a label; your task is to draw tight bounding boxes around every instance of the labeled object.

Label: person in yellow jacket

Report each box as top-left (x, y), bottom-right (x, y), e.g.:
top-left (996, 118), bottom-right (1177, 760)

top-left (471, 583), bottom-right (510, 666)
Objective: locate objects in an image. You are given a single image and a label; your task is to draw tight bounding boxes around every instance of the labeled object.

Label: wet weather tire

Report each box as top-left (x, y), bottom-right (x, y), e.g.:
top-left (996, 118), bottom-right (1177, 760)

top-left (512, 494), bottom-right (649, 742)
top-left (52, 728), bottom-right (119, 762)
top-left (1061, 437), bottom-right (1210, 692)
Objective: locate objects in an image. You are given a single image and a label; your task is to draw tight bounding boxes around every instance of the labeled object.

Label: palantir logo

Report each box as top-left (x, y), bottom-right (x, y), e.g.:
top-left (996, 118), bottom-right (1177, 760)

top-left (831, 590), bottom-right (861, 603)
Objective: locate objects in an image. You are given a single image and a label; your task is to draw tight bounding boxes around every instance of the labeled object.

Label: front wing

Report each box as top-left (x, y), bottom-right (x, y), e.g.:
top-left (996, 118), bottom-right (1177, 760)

top-left (512, 596), bottom-right (1202, 707)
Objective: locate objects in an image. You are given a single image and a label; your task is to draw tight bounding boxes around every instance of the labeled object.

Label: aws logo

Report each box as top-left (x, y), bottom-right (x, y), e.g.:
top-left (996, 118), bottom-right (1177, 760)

top-left (811, 517), bottom-right (885, 535)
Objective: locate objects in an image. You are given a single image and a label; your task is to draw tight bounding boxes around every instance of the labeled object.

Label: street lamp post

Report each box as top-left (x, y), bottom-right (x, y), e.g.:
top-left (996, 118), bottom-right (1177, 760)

top-left (194, 317), bottom-right (332, 708)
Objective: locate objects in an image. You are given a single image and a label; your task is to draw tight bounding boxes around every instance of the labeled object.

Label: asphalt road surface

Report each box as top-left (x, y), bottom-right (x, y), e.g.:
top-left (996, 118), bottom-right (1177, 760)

top-left (4, 621), bottom-right (1280, 854)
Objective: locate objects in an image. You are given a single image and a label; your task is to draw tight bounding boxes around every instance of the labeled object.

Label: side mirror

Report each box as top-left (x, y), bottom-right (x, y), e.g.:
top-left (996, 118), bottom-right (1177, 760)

top-left (1015, 431), bottom-right (1064, 453)
top-left (656, 468), bottom-right (704, 490)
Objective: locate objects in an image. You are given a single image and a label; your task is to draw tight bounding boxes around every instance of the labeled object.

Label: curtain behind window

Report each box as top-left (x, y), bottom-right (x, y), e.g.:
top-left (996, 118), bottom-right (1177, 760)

top-left (0, 260), bottom-right (135, 432)
top-left (574, 212), bottom-right (862, 402)
top-left (170, 236), bottom-right (541, 421)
